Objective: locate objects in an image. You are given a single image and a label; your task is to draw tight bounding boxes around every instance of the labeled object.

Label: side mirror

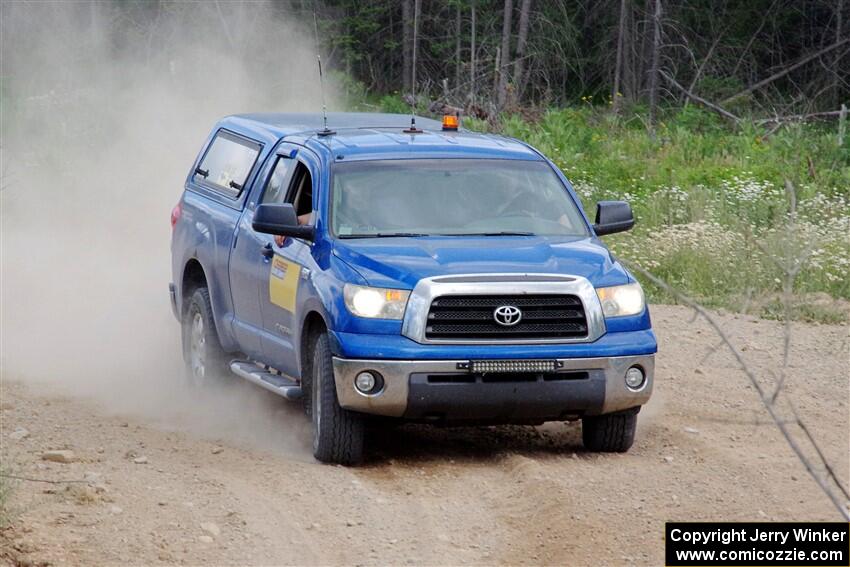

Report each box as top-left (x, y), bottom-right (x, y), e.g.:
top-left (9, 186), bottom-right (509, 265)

top-left (593, 200), bottom-right (635, 236)
top-left (253, 203), bottom-right (315, 241)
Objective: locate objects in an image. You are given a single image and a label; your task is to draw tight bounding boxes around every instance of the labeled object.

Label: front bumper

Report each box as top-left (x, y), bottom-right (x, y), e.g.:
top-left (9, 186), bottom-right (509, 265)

top-left (332, 354), bottom-right (654, 421)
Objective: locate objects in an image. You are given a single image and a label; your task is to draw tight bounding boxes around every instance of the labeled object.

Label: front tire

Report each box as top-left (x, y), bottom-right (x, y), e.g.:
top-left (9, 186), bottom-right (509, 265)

top-left (310, 333), bottom-right (365, 465)
top-left (582, 408), bottom-right (639, 452)
top-left (181, 287), bottom-right (229, 385)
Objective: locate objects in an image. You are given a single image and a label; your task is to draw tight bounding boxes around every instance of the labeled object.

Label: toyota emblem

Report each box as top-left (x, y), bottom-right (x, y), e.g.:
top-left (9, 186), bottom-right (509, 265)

top-left (493, 305), bottom-right (522, 326)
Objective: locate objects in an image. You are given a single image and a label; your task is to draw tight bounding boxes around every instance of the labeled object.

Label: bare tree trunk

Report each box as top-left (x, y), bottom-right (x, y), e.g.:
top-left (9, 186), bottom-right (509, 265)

top-left (661, 70), bottom-right (740, 123)
top-left (402, 0), bottom-right (412, 91)
top-left (685, 32), bottom-right (723, 108)
top-left (647, 0), bottom-right (662, 138)
top-left (497, 0), bottom-right (513, 108)
top-left (625, 0), bottom-right (637, 100)
top-left (722, 36), bottom-right (850, 104)
top-left (612, 0), bottom-right (628, 113)
top-left (730, 0), bottom-right (779, 77)
top-left (411, 0), bottom-right (421, 95)
top-left (512, 0), bottom-right (532, 103)
top-left (493, 46), bottom-right (501, 99)
top-left (835, 0), bottom-right (844, 107)
top-left (455, 2), bottom-right (462, 91)
top-left (637, 0), bottom-right (651, 94)
top-left (470, 0), bottom-right (477, 105)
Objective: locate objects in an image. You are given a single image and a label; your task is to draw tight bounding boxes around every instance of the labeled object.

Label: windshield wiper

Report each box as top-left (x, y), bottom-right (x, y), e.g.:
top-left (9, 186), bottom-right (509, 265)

top-left (442, 231), bottom-right (536, 236)
top-left (340, 232), bottom-right (430, 238)
top-left (340, 231), bottom-right (536, 238)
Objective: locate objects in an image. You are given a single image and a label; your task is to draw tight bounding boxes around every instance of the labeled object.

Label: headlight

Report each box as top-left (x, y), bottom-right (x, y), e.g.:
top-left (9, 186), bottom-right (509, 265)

top-left (596, 282), bottom-right (645, 317)
top-left (343, 284), bottom-right (410, 319)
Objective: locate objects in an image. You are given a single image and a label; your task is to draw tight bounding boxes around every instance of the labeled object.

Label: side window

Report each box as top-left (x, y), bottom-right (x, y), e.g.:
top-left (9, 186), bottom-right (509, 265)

top-left (260, 157), bottom-right (295, 205)
top-left (285, 163), bottom-right (314, 224)
top-left (194, 130), bottom-right (261, 198)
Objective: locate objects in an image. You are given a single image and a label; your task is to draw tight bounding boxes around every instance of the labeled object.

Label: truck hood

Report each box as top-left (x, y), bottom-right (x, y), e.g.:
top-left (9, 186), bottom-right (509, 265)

top-left (332, 236), bottom-right (631, 289)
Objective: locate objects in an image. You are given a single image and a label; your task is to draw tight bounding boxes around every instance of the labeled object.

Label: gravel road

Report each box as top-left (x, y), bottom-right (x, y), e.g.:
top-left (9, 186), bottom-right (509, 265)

top-left (1, 305), bottom-right (847, 566)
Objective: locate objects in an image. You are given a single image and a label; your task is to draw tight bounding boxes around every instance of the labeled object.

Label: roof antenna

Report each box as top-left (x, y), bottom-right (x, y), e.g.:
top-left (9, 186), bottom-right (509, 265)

top-left (313, 8), bottom-right (335, 137)
top-left (315, 55), bottom-right (335, 137)
top-left (404, 1), bottom-right (422, 134)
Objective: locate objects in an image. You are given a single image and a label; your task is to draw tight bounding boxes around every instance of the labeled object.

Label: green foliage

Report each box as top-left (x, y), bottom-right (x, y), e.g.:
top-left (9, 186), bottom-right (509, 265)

top-left (668, 106), bottom-right (725, 134)
top-left (695, 76), bottom-right (745, 103)
top-left (760, 297), bottom-right (850, 325)
top-left (318, 0), bottom-right (847, 111)
top-left (377, 96), bottom-right (850, 321)
top-left (497, 106), bottom-right (850, 201)
top-left (377, 93), bottom-right (412, 115)
top-left (332, 70), bottom-right (371, 110)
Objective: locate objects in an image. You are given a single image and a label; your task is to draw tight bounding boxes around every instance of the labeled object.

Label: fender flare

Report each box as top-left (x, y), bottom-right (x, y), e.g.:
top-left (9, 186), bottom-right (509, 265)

top-left (296, 296), bottom-right (334, 377)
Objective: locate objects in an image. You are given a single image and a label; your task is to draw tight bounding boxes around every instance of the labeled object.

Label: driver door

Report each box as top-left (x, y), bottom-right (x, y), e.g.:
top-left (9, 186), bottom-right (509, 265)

top-left (257, 146), bottom-right (317, 376)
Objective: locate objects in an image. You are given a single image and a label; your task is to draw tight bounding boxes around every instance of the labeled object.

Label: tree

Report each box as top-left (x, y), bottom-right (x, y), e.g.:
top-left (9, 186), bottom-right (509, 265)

top-left (834, 0), bottom-right (844, 107)
top-left (647, 0), bottom-right (662, 138)
top-left (412, 0), bottom-right (421, 94)
top-left (402, 0), bottom-right (412, 91)
top-left (470, 0), bottom-right (477, 104)
top-left (512, 0), bottom-right (532, 103)
top-left (497, 0), bottom-right (513, 108)
top-left (455, 1), bottom-right (463, 90)
top-left (313, 0), bottom-right (848, 115)
top-left (612, 0), bottom-right (629, 112)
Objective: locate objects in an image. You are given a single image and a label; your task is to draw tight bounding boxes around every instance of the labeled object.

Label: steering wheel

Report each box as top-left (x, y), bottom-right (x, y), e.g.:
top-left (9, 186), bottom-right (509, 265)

top-left (495, 190), bottom-right (540, 218)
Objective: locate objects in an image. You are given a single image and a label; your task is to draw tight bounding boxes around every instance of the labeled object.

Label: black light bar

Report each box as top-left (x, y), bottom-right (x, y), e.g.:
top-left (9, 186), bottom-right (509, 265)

top-left (459, 359), bottom-right (561, 373)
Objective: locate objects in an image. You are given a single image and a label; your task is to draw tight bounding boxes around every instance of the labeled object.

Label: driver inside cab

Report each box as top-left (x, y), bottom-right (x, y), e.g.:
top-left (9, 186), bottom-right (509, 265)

top-left (262, 158), bottom-right (314, 245)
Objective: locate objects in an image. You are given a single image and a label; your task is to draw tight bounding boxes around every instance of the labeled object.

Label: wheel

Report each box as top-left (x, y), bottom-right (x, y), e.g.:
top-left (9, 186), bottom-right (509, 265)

top-left (310, 333), bottom-right (365, 465)
top-left (181, 287), bottom-right (229, 385)
top-left (582, 407), bottom-right (639, 452)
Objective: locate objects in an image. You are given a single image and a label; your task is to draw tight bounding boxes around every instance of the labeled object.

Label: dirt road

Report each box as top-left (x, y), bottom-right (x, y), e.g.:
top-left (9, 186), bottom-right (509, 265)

top-left (1, 305), bottom-right (848, 566)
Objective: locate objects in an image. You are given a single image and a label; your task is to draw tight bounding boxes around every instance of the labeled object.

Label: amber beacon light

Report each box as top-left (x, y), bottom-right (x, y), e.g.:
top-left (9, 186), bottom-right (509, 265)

top-left (442, 114), bottom-right (459, 131)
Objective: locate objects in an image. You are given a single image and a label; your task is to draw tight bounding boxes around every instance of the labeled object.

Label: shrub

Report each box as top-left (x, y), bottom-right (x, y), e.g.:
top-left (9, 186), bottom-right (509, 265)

top-left (366, 98), bottom-right (850, 321)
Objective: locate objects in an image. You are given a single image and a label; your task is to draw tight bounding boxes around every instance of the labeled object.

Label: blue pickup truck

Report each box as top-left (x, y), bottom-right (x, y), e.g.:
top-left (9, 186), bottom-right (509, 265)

top-left (170, 112), bottom-right (656, 464)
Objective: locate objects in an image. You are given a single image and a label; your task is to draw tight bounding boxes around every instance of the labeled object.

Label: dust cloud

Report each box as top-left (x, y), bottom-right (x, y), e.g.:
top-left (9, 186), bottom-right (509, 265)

top-left (1, 1), bottom-right (335, 456)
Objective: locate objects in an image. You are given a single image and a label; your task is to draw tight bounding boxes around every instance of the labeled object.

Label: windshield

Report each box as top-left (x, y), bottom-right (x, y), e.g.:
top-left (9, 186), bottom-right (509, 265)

top-left (331, 159), bottom-right (589, 238)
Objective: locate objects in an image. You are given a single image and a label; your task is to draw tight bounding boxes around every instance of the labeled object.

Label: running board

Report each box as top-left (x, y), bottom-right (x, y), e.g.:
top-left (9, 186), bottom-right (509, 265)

top-left (230, 361), bottom-right (303, 401)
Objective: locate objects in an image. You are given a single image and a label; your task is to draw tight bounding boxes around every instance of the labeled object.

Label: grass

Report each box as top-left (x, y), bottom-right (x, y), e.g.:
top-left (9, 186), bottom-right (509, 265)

top-left (371, 97), bottom-right (850, 322)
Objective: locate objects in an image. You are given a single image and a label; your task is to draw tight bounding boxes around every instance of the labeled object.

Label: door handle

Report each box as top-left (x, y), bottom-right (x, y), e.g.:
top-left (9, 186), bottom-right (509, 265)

top-left (261, 242), bottom-right (274, 258)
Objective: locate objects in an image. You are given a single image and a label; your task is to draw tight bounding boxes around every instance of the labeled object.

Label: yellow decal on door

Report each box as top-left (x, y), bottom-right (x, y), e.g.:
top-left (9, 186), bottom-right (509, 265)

top-left (269, 255), bottom-right (300, 312)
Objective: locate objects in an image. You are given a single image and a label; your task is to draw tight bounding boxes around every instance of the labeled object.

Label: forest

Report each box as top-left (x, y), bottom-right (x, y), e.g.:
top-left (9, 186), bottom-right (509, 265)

top-left (2, 0), bottom-right (848, 319)
top-left (314, 0), bottom-right (848, 122)
top-left (310, 0), bottom-right (849, 319)
top-left (2, 4), bottom-right (849, 562)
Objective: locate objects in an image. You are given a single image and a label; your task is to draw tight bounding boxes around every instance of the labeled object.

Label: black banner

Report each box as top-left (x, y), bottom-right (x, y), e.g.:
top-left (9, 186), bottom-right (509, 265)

top-left (666, 522), bottom-right (850, 566)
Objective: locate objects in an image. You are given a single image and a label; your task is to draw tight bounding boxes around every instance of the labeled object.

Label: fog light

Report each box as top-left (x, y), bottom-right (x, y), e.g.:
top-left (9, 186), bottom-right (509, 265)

top-left (355, 371), bottom-right (377, 394)
top-left (625, 366), bottom-right (645, 390)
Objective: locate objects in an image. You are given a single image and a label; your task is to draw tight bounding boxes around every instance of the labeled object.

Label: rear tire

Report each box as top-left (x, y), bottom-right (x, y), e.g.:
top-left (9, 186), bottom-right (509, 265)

top-left (310, 333), bottom-right (365, 465)
top-left (181, 287), bottom-right (229, 385)
top-left (582, 408), bottom-right (639, 452)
